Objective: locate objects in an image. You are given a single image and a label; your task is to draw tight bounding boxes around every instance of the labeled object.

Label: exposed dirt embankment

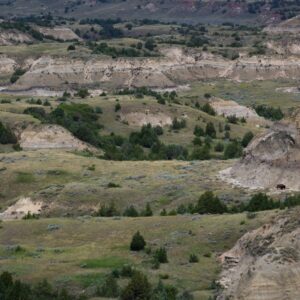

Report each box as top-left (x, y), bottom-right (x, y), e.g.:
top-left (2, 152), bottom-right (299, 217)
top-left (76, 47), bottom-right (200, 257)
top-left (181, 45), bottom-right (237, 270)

top-left (120, 107), bottom-right (173, 127)
top-left (0, 197), bottom-right (42, 220)
top-left (0, 29), bottom-right (33, 45)
top-left (35, 26), bottom-right (81, 41)
top-left (18, 124), bottom-right (97, 152)
top-left (0, 56), bottom-right (18, 75)
top-left (264, 15), bottom-right (300, 34)
top-left (209, 97), bottom-right (268, 127)
top-left (221, 116), bottom-right (300, 191)
top-left (266, 40), bottom-right (300, 55)
top-left (7, 47), bottom-right (300, 91)
top-left (217, 208), bottom-right (300, 300)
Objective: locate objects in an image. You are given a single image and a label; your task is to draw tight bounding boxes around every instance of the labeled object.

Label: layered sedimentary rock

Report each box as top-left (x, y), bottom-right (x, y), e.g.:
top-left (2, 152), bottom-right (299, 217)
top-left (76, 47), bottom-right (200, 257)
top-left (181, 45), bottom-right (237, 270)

top-left (5, 48), bottom-right (300, 91)
top-left (19, 124), bottom-right (96, 152)
top-left (218, 208), bottom-right (300, 300)
top-left (221, 110), bottom-right (300, 191)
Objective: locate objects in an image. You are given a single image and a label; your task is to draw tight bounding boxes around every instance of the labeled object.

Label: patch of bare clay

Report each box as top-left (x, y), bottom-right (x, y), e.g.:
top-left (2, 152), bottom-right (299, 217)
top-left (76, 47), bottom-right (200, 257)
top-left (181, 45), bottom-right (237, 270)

top-left (0, 197), bottom-right (42, 220)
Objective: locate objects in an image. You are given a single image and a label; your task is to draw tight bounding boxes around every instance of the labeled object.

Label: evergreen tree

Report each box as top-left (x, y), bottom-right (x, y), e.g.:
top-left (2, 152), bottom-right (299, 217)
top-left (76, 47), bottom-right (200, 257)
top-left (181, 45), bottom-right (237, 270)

top-left (130, 231), bottom-right (146, 251)
top-left (141, 203), bottom-right (153, 217)
top-left (224, 141), bottom-right (243, 159)
top-left (0, 122), bottom-right (17, 144)
top-left (241, 131), bottom-right (254, 147)
top-left (123, 205), bottom-right (139, 217)
top-left (205, 122), bottom-right (216, 138)
top-left (195, 191), bottom-right (227, 214)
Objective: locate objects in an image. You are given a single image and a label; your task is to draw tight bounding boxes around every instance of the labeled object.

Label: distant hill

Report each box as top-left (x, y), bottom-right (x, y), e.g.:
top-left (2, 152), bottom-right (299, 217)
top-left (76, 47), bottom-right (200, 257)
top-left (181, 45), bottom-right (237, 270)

top-left (1, 0), bottom-right (300, 24)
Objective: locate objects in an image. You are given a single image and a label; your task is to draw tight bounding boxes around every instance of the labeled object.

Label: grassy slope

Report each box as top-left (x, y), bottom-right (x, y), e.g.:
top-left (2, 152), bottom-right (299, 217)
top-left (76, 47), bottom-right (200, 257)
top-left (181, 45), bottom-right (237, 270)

top-left (181, 79), bottom-right (300, 112)
top-left (0, 149), bottom-right (250, 215)
top-left (0, 211), bottom-right (276, 299)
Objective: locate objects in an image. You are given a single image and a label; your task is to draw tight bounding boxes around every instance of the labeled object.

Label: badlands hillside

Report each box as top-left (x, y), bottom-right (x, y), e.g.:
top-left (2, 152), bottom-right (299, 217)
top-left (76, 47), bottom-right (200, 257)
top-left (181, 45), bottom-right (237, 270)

top-left (223, 108), bottom-right (300, 191)
top-left (0, 0), bottom-right (300, 24)
top-left (218, 207), bottom-right (300, 300)
top-left (0, 5), bottom-right (299, 300)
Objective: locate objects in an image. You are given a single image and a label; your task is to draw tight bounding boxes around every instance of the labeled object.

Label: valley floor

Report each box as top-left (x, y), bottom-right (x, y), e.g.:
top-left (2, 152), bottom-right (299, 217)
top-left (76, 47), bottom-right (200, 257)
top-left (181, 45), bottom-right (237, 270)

top-left (0, 212), bottom-right (275, 299)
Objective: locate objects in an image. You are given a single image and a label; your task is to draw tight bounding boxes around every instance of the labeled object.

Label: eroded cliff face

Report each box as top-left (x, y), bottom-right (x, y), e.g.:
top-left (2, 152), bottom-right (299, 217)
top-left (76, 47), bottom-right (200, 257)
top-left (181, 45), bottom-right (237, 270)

top-left (217, 208), bottom-right (300, 300)
top-left (221, 110), bottom-right (300, 191)
top-left (0, 29), bottom-right (33, 45)
top-left (4, 47), bottom-right (300, 91)
top-left (18, 124), bottom-right (97, 152)
top-left (0, 56), bottom-right (18, 76)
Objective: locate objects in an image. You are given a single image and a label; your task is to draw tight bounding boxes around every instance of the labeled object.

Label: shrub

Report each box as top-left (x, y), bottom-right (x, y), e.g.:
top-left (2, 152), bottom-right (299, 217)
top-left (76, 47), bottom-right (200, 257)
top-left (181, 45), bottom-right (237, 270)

top-left (120, 265), bottom-right (135, 277)
top-left (76, 88), bottom-right (90, 98)
top-left (224, 141), bottom-right (243, 159)
top-left (94, 106), bottom-right (103, 114)
top-left (205, 122), bottom-right (216, 138)
top-left (214, 142), bottom-right (224, 152)
top-left (10, 68), bottom-right (26, 83)
top-left (13, 143), bottom-right (22, 151)
top-left (241, 131), bottom-right (254, 147)
top-left (145, 38), bottom-right (156, 51)
top-left (194, 125), bottom-right (204, 137)
top-left (67, 44), bottom-right (76, 51)
top-left (246, 212), bottom-right (256, 219)
top-left (115, 102), bottom-right (121, 112)
top-left (130, 231), bottom-right (146, 251)
top-left (201, 103), bottom-right (215, 115)
top-left (177, 291), bottom-right (194, 300)
top-left (22, 212), bottom-right (39, 220)
top-left (195, 191), bottom-right (227, 214)
top-left (154, 247), bottom-right (168, 263)
top-left (97, 202), bottom-right (120, 217)
top-left (171, 117), bottom-right (186, 130)
top-left (203, 252), bottom-right (212, 258)
top-left (0, 122), bottom-right (17, 144)
top-left (189, 254), bottom-right (199, 263)
top-left (154, 125), bottom-right (163, 136)
top-left (190, 145), bottom-right (210, 160)
top-left (254, 104), bottom-right (284, 121)
top-left (97, 275), bottom-right (120, 297)
top-left (246, 193), bottom-right (277, 212)
top-left (123, 205), bottom-right (139, 217)
top-left (107, 182), bottom-right (121, 188)
top-left (227, 115), bottom-right (238, 124)
top-left (49, 103), bottom-right (100, 146)
top-left (121, 272), bottom-right (151, 300)
top-left (224, 123), bottom-right (231, 131)
top-left (130, 124), bottom-right (159, 148)
top-left (160, 209), bottom-right (167, 216)
top-left (43, 100), bottom-right (51, 106)
top-left (141, 203), bottom-right (153, 217)
top-left (23, 107), bottom-right (46, 120)
top-left (193, 137), bottom-right (202, 146)
top-left (152, 280), bottom-right (178, 300)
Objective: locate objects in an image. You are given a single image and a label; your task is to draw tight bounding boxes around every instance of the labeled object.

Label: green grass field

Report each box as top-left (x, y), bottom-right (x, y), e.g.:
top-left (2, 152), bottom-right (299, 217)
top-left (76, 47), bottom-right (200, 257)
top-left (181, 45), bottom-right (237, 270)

top-left (0, 211), bottom-right (276, 299)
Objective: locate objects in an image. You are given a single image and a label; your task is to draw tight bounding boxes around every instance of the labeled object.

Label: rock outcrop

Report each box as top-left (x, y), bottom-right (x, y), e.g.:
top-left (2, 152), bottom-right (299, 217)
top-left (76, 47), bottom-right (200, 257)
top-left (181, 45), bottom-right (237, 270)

top-left (264, 15), bottom-right (300, 34)
top-left (8, 48), bottom-right (300, 91)
top-left (18, 124), bottom-right (96, 152)
top-left (35, 26), bottom-right (81, 41)
top-left (217, 208), bottom-right (300, 300)
top-left (0, 29), bottom-right (33, 45)
top-left (209, 97), bottom-right (268, 126)
top-left (221, 111), bottom-right (300, 191)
